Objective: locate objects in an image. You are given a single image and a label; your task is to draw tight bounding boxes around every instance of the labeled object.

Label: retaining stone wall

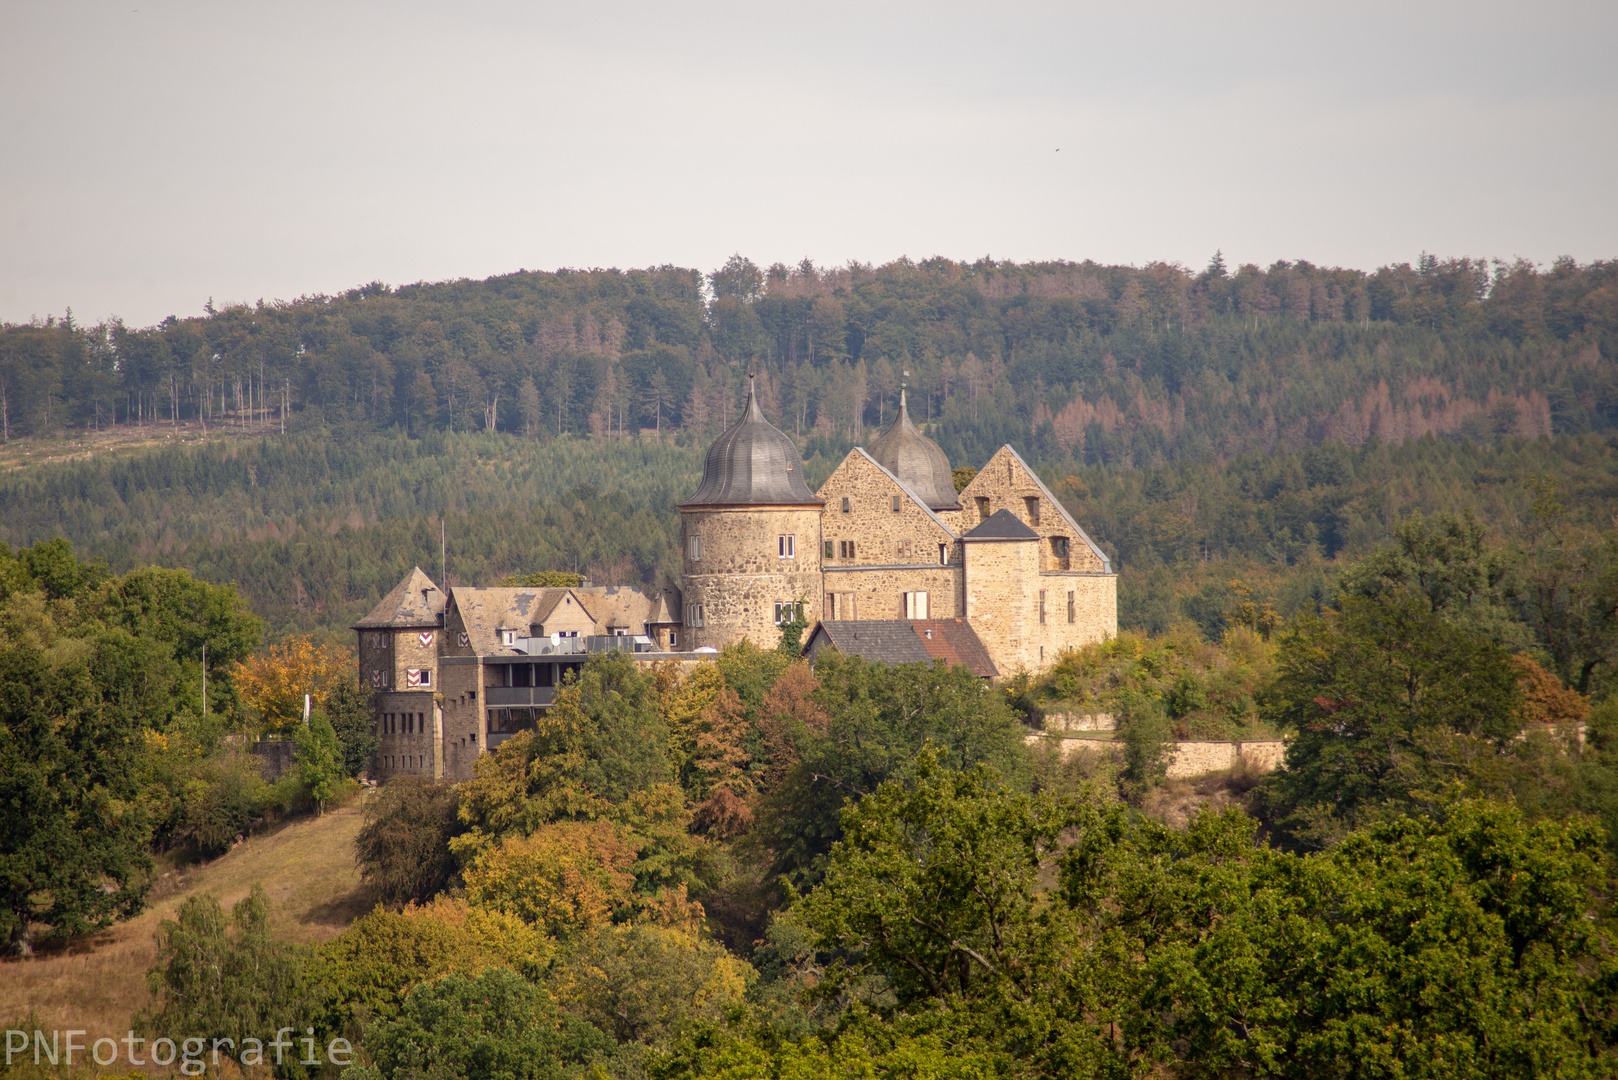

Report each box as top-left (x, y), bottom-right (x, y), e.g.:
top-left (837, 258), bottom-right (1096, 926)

top-left (1025, 733), bottom-right (1288, 779)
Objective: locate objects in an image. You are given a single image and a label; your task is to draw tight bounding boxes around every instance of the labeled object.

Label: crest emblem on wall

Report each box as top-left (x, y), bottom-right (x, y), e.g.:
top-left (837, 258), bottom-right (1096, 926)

top-left (370, 669), bottom-right (384, 687)
top-left (406, 668), bottom-right (423, 688)
top-left (418, 631), bottom-right (435, 648)
top-left (458, 632), bottom-right (470, 648)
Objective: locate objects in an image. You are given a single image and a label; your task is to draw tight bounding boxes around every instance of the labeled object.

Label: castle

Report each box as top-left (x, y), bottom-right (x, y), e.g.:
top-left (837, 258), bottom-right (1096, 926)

top-left (355, 378), bottom-right (1116, 780)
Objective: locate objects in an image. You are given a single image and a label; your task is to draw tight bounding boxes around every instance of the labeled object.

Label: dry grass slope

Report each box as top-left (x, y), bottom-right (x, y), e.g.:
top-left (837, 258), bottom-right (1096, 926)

top-left (0, 803), bottom-right (369, 1049)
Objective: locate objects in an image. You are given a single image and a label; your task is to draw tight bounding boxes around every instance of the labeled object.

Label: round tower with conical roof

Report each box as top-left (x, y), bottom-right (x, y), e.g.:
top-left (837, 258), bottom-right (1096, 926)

top-left (678, 377), bottom-right (823, 650)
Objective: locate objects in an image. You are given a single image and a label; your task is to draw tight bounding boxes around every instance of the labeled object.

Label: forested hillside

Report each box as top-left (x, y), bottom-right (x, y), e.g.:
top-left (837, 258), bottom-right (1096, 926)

top-left (1, 252), bottom-right (1615, 643)
top-left (3, 254), bottom-right (1615, 461)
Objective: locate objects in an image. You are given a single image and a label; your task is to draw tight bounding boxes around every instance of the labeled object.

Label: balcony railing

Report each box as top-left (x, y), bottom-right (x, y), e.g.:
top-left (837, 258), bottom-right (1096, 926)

top-left (485, 687), bottom-right (558, 707)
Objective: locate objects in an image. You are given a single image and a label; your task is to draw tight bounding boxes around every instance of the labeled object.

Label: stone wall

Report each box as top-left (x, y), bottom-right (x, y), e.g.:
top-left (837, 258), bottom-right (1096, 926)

top-left (1026, 733), bottom-right (1288, 779)
top-left (963, 537), bottom-right (1038, 673)
top-left (681, 505), bottom-right (824, 650)
top-left (438, 657), bottom-right (481, 781)
top-left (373, 690), bottom-right (441, 778)
top-left (249, 738), bottom-right (297, 780)
top-left (823, 565), bottom-right (963, 620)
top-left (1045, 711), bottom-right (1117, 732)
top-left (818, 451), bottom-right (961, 566)
top-left (958, 447), bottom-right (1107, 573)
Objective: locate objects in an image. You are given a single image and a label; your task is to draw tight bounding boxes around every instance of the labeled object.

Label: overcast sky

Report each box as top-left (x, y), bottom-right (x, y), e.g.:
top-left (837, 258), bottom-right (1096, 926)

top-left (3, 0), bottom-right (1615, 328)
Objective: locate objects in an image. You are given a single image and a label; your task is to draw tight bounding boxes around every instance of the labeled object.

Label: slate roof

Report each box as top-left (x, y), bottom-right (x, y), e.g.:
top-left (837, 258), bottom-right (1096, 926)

top-left (808, 620), bottom-right (932, 665)
top-left (806, 619), bottom-right (998, 678)
top-left (962, 507), bottom-right (1040, 541)
top-left (866, 389), bottom-right (960, 510)
top-left (680, 377), bottom-right (822, 508)
top-left (648, 585), bottom-right (682, 624)
top-left (911, 619), bottom-right (999, 678)
top-left (451, 584), bottom-right (666, 655)
top-left (452, 587), bottom-right (548, 654)
top-left (353, 567), bottom-right (445, 628)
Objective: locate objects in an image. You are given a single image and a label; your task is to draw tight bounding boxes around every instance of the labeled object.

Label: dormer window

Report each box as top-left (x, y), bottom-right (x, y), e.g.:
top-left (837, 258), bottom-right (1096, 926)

top-left (501, 629), bottom-right (516, 646)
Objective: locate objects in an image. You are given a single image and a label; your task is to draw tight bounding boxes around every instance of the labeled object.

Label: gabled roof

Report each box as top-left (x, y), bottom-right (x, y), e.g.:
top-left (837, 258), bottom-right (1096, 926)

top-left (451, 584), bottom-right (664, 655)
top-left (806, 619), bottom-right (998, 678)
top-left (963, 508), bottom-right (1040, 541)
top-left (844, 448), bottom-right (961, 539)
top-left (807, 620), bottom-right (932, 666)
top-left (912, 619), bottom-right (999, 678)
top-left (353, 567), bottom-right (445, 629)
top-left (999, 445), bottom-right (1113, 573)
top-left (450, 587), bottom-right (547, 654)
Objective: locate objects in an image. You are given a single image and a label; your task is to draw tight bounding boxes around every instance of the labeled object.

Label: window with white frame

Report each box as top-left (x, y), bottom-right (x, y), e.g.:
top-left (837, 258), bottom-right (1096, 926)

top-left (774, 601), bottom-right (804, 625)
top-left (903, 591), bottom-right (929, 619)
top-left (500, 629), bottom-right (516, 646)
top-left (688, 535), bottom-right (701, 560)
top-left (778, 534), bottom-right (795, 558)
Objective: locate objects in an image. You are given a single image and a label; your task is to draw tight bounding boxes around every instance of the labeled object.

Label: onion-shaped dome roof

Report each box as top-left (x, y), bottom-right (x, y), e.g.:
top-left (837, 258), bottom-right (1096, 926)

top-left (867, 389), bottom-right (959, 510)
top-left (680, 377), bottom-right (821, 507)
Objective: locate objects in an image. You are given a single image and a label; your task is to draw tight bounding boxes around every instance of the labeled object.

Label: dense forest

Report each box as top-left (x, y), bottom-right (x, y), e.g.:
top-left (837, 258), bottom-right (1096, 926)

top-left (7, 529), bottom-right (1618, 1078)
top-left (2, 253), bottom-right (1616, 463)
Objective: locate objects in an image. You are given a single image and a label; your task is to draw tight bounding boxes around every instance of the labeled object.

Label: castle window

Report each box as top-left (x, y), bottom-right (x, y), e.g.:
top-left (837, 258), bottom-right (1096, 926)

top-left (501, 629), bottom-right (516, 646)
top-left (1025, 497), bottom-right (1041, 525)
top-left (1051, 536), bottom-right (1070, 570)
top-left (903, 591), bottom-right (929, 619)
top-left (975, 496), bottom-right (990, 518)
top-left (774, 601), bottom-right (803, 625)
top-left (778, 534), bottom-right (795, 559)
top-left (841, 497), bottom-right (851, 513)
top-left (838, 540), bottom-right (856, 559)
top-left (1039, 591), bottom-right (1047, 624)
top-left (824, 540), bottom-right (834, 560)
top-left (939, 544), bottom-right (948, 565)
top-left (688, 536), bottom-right (701, 560)
top-left (891, 495), bottom-right (901, 513)
top-left (1068, 590), bottom-right (1076, 624)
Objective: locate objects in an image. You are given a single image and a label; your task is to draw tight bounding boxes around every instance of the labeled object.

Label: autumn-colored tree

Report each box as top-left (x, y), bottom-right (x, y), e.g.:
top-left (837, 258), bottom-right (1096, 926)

top-left (757, 662), bottom-right (827, 786)
top-left (463, 821), bottom-right (638, 940)
top-left (312, 896), bottom-right (545, 1031)
top-left (1513, 653), bottom-right (1590, 728)
top-left (233, 634), bottom-right (352, 733)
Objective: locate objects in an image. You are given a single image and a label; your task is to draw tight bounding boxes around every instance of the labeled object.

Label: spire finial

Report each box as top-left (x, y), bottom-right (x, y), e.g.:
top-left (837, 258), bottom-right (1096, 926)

top-left (744, 371), bottom-right (763, 420)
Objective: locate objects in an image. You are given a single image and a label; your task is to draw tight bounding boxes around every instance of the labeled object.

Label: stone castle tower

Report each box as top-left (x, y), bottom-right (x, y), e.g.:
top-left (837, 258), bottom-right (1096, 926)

top-left (678, 377), bottom-right (824, 650)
